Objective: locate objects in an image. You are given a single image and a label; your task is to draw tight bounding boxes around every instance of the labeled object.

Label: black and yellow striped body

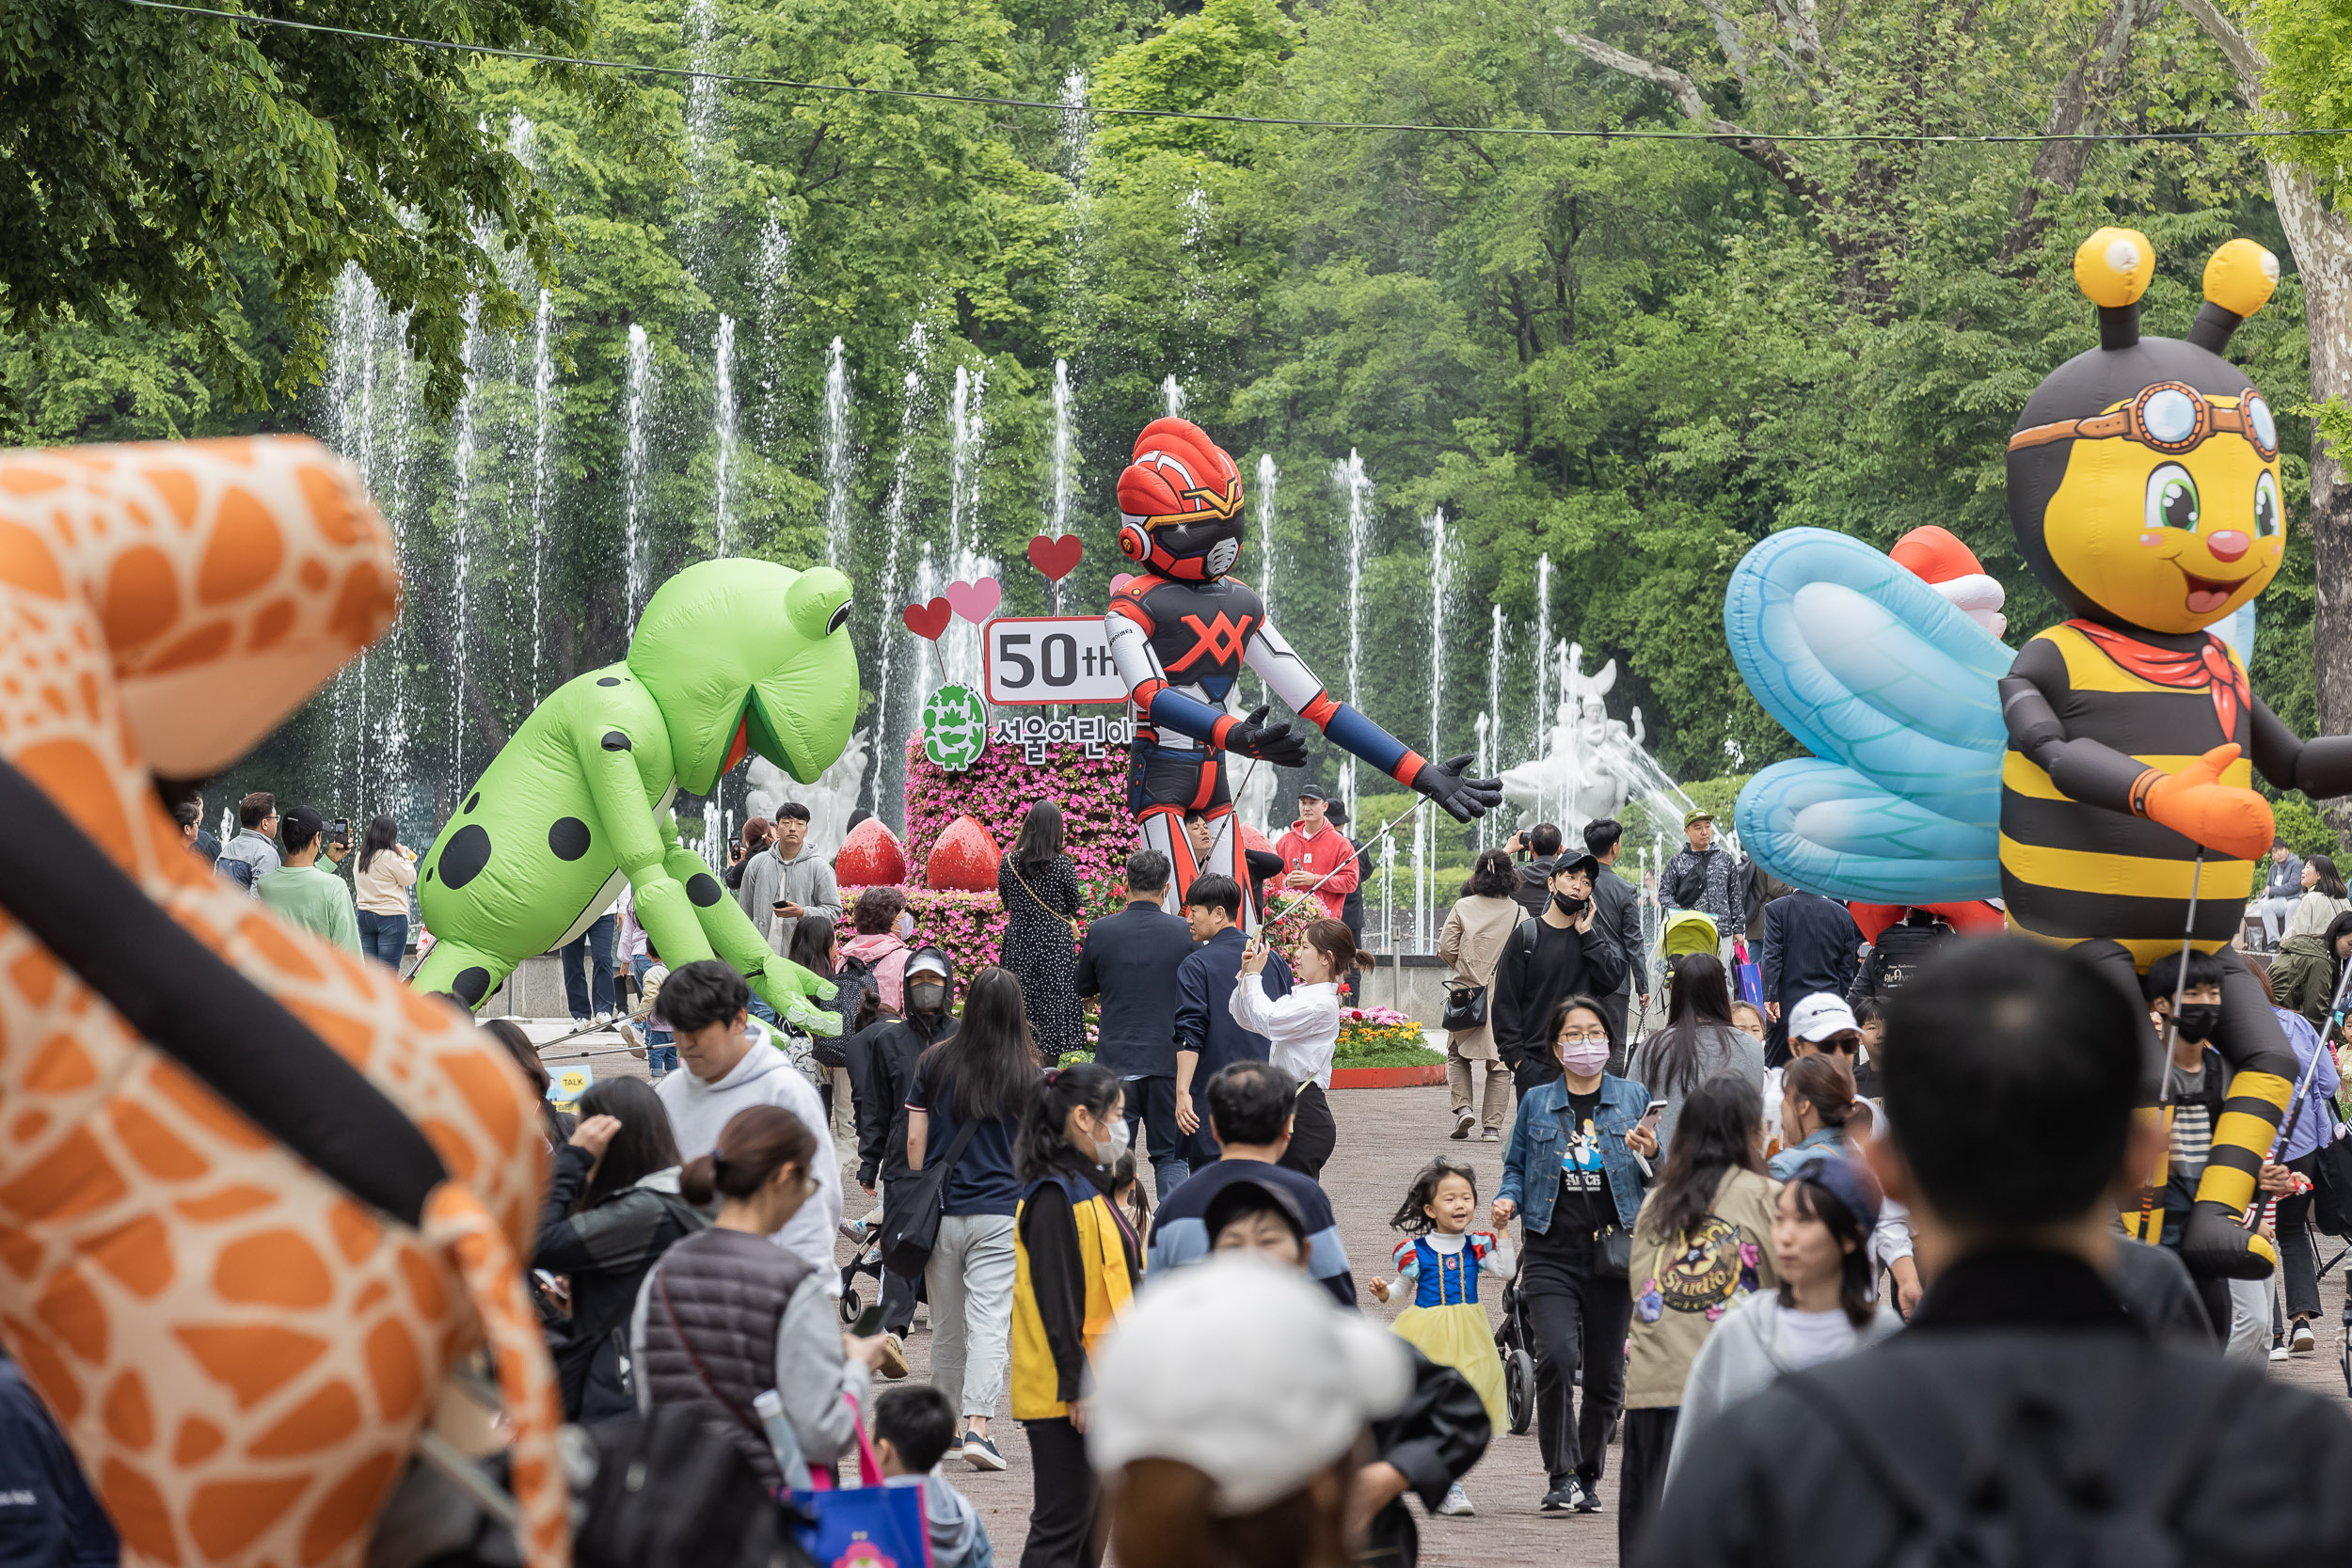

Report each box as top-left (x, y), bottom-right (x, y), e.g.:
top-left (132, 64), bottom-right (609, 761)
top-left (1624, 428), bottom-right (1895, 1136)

top-left (1999, 621), bottom-right (2255, 967)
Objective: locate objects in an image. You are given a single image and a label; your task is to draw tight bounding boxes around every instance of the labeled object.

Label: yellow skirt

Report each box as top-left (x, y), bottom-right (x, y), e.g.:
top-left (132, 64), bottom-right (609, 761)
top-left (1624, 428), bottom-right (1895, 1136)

top-left (1391, 1301), bottom-right (1507, 1434)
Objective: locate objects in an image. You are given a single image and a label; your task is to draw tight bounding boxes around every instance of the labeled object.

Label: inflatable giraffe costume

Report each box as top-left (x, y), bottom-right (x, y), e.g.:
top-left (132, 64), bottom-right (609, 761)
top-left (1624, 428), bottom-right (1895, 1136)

top-left (0, 438), bottom-right (566, 1567)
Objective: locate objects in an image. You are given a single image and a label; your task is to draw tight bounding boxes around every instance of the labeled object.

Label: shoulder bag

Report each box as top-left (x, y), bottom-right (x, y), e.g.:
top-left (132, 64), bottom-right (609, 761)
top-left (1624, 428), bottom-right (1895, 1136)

top-left (1008, 856), bottom-right (1086, 942)
top-left (1441, 981), bottom-right (1488, 1032)
top-left (878, 1117), bottom-right (983, 1277)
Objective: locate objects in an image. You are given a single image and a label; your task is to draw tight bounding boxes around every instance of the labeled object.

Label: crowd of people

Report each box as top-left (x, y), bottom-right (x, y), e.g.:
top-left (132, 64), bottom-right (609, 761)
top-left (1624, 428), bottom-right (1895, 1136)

top-left (113, 781), bottom-right (2352, 1567)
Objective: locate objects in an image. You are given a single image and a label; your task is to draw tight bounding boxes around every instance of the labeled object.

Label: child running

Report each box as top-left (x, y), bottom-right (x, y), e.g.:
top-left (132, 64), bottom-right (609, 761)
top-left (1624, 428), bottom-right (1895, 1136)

top-left (1368, 1156), bottom-right (1515, 1517)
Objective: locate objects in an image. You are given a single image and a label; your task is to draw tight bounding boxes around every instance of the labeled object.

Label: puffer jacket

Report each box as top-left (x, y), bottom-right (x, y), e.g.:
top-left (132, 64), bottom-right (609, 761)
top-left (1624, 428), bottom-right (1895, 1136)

top-left (2267, 932), bottom-right (2340, 1034)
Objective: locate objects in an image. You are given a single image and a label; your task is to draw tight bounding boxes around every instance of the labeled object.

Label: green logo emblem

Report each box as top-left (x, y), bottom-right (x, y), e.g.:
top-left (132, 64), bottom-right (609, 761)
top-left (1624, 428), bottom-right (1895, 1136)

top-left (922, 684), bottom-right (989, 771)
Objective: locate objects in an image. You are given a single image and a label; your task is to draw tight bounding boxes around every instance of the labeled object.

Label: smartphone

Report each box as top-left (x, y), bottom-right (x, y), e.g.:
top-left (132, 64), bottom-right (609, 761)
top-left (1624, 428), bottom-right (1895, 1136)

top-left (331, 817), bottom-right (351, 848)
top-left (1643, 1098), bottom-right (1668, 1123)
top-left (772, 900), bottom-right (792, 915)
top-left (850, 1303), bottom-right (885, 1338)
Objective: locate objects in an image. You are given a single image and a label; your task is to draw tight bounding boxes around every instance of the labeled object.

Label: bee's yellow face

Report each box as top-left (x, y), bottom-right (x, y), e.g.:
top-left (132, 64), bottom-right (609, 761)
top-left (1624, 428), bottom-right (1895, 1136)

top-left (2042, 387), bottom-right (2285, 634)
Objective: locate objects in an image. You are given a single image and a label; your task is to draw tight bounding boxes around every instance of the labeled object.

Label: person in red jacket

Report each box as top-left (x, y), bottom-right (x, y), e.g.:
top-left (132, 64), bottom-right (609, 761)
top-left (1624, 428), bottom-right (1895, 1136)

top-left (1275, 786), bottom-right (1360, 920)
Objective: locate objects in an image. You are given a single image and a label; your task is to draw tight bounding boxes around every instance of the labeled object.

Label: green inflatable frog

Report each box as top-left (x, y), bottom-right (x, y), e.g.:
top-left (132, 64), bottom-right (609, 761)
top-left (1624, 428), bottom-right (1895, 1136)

top-left (411, 559), bottom-right (857, 1022)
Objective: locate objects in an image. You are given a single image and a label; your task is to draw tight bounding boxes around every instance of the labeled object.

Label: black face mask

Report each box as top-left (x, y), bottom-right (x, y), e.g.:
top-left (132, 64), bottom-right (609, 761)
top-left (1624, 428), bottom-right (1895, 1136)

top-left (2172, 1002), bottom-right (2221, 1044)
top-left (1551, 891), bottom-right (1589, 916)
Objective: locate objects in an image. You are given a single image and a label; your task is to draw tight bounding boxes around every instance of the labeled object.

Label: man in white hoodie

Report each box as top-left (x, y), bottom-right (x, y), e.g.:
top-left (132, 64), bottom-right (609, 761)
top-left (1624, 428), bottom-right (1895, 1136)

top-left (654, 959), bottom-right (844, 1286)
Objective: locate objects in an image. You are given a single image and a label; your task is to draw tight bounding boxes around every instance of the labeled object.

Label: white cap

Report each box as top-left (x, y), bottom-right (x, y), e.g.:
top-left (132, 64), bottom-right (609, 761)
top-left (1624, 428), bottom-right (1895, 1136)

top-left (1086, 1254), bottom-right (1412, 1513)
top-left (1788, 992), bottom-right (1860, 1042)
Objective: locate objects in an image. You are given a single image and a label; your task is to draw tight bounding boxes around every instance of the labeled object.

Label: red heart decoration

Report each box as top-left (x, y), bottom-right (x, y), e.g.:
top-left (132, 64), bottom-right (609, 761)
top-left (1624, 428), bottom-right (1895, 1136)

top-left (1027, 533), bottom-right (1084, 582)
top-left (900, 598), bottom-right (952, 641)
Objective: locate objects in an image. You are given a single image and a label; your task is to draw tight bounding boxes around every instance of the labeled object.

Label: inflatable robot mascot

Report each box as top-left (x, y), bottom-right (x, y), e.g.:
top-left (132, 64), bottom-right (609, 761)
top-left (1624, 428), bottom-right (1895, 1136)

top-left (412, 559), bottom-right (857, 1026)
top-left (1104, 418), bottom-right (1503, 911)
top-left (0, 439), bottom-right (566, 1567)
top-left (1730, 229), bottom-right (2350, 1281)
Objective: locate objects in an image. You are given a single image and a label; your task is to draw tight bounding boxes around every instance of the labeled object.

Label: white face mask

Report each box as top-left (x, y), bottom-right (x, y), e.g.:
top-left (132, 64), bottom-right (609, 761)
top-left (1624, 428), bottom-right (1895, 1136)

top-left (895, 912), bottom-right (915, 940)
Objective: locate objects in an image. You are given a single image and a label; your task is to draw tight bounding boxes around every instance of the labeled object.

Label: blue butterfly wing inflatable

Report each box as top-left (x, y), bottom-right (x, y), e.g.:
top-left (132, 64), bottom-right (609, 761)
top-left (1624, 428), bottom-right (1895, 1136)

top-left (1724, 529), bottom-right (2013, 904)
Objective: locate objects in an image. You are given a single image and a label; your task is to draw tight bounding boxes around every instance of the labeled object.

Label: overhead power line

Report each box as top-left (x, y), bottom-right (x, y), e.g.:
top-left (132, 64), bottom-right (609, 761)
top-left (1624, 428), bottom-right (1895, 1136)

top-left (120, 0), bottom-right (2352, 147)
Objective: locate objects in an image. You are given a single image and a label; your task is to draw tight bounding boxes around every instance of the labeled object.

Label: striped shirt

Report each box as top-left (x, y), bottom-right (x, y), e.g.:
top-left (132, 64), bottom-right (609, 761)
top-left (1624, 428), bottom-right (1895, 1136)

top-left (2169, 1063), bottom-right (2213, 1178)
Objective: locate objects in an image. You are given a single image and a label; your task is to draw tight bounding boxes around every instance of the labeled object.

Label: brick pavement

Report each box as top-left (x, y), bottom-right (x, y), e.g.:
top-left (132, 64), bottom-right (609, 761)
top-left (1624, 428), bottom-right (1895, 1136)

top-left (542, 1029), bottom-right (2352, 1568)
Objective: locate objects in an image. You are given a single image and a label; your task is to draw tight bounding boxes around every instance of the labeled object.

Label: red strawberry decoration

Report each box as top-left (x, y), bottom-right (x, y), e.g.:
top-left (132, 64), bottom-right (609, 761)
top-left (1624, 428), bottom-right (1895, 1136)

top-left (926, 815), bottom-right (1002, 893)
top-left (835, 818), bottom-right (908, 888)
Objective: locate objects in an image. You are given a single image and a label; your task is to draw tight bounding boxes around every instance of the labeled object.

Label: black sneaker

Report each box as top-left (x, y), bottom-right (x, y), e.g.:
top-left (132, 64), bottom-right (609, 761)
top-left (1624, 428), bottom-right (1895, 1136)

top-left (1539, 1481), bottom-right (1581, 1513)
top-left (1572, 1476), bottom-right (1603, 1513)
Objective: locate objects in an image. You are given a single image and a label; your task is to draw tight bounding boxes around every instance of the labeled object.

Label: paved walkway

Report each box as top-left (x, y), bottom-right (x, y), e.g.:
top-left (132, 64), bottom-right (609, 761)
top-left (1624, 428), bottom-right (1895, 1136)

top-left (538, 1024), bottom-right (2352, 1566)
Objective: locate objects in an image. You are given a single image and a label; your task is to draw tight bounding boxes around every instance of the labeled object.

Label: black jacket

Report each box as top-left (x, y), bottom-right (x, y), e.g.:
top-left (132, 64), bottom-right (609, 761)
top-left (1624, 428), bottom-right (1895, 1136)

top-left (1635, 1250), bottom-right (2352, 1568)
top-left (1590, 863), bottom-right (1645, 999)
top-left (1760, 891), bottom-right (1864, 1061)
top-left (1362, 1349), bottom-right (1492, 1568)
top-left (848, 1012), bottom-right (957, 1190)
top-left (1489, 913), bottom-right (1629, 1088)
top-left (532, 1143), bottom-right (707, 1419)
top-left (1848, 911), bottom-right (1955, 1006)
top-left (1074, 900), bottom-right (1198, 1076)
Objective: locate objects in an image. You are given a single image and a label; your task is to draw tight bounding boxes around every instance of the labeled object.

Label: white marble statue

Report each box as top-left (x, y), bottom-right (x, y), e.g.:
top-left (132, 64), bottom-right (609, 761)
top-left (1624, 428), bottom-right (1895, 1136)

top-left (1499, 644), bottom-right (1693, 837)
top-left (746, 727), bottom-right (871, 859)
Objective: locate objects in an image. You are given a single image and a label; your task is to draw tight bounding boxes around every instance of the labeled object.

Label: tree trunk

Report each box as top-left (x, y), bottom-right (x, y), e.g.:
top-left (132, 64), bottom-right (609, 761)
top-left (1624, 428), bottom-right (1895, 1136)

top-left (2271, 166), bottom-right (2352, 751)
top-left (1997, 0), bottom-right (2146, 264)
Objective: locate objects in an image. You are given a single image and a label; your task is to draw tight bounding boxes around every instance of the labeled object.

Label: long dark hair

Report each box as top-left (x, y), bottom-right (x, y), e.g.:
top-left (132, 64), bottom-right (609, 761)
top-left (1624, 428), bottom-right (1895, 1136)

top-left (573, 1077), bottom-right (682, 1211)
top-left (1641, 953), bottom-right (1738, 1098)
top-left (1780, 1175), bottom-right (1877, 1328)
top-left (2327, 910), bottom-right (2352, 986)
top-left (679, 1104), bottom-right (815, 1206)
top-left (915, 966), bottom-right (1039, 1123)
top-left (1783, 1053), bottom-right (1859, 1132)
top-left (1639, 1075), bottom-right (1765, 1243)
top-left (2313, 853), bottom-right (2349, 900)
top-left (359, 814), bottom-right (400, 875)
top-left (1014, 800), bottom-right (1065, 873)
top-left (1462, 848), bottom-right (1516, 900)
top-left (1389, 1158), bottom-right (1479, 1237)
top-left (787, 912), bottom-right (837, 976)
top-left (1017, 1062), bottom-right (1121, 1180)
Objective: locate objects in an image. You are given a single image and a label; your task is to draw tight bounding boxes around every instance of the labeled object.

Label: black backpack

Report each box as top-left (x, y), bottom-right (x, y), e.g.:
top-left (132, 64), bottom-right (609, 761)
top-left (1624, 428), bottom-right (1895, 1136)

top-left (1782, 1345), bottom-right (2252, 1567)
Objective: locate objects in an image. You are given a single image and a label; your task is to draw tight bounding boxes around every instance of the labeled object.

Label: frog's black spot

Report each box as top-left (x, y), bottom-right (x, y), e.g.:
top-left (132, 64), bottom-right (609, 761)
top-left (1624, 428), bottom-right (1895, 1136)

top-left (453, 967), bottom-right (492, 1006)
top-left (439, 824), bottom-right (492, 889)
top-left (601, 730), bottom-right (631, 752)
top-left (424, 866), bottom-right (435, 882)
top-left (597, 676), bottom-right (622, 687)
top-left (548, 817), bottom-right (593, 861)
top-left (464, 791), bottom-right (479, 814)
top-left (688, 872), bottom-right (723, 907)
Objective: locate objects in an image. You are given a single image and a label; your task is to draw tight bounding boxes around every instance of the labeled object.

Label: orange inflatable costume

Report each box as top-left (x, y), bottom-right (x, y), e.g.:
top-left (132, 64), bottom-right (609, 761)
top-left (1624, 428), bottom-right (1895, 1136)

top-left (0, 439), bottom-right (565, 1568)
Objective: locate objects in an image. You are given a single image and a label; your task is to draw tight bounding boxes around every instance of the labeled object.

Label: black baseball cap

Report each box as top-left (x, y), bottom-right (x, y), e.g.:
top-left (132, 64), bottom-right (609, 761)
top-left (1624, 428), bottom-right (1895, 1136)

top-left (1297, 784), bottom-right (1329, 803)
top-left (1549, 851), bottom-right (1601, 880)
top-left (279, 805), bottom-right (326, 848)
top-left (1203, 1175), bottom-right (1311, 1249)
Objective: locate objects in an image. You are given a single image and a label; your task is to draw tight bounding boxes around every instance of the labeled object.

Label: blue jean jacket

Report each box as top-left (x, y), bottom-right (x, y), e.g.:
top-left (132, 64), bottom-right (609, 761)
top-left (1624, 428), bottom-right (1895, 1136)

top-left (1498, 1072), bottom-right (1650, 1235)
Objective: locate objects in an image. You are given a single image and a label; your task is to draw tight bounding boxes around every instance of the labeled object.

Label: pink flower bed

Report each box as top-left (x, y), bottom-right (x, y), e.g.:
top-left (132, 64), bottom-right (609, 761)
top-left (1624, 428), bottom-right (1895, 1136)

top-left (904, 731), bottom-right (1132, 916)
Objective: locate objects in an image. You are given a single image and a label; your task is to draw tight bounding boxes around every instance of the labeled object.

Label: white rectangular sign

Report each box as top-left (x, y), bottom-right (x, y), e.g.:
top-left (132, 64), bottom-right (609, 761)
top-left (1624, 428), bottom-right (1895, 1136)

top-left (983, 616), bottom-right (1128, 705)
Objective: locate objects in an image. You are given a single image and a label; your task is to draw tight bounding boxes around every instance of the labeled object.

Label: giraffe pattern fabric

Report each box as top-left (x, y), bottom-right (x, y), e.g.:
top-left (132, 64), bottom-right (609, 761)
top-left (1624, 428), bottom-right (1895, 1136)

top-left (0, 438), bottom-right (568, 1568)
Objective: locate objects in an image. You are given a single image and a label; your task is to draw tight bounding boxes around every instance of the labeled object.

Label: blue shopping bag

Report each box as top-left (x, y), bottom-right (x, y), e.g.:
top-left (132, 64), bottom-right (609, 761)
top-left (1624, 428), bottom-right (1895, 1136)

top-left (786, 1394), bottom-right (933, 1567)
top-left (1731, 939), bottom-right (1764, 1006)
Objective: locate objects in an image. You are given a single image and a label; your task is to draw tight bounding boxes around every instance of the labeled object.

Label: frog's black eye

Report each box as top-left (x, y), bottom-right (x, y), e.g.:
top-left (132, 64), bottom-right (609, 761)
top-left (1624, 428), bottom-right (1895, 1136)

top-left (2254, 471), bottom-right (2281, 539)
top-left (2146, 464), bottom-right (2200, 531)
top-left (827, 599), bottom-right (852, 636)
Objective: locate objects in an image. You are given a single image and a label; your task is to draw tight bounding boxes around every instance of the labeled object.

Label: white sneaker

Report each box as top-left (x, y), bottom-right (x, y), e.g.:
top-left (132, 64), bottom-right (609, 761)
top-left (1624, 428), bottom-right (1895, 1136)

top-left (2295, 1321), bottom-right (2318, 1354)
top-left (2270, 1340), bottom-right (2291, 1362)
top-left (616, 1022), bottom-right (647, 1060)
top-left (594, 1009), bottom-right (616, 1026)
top-left (1435, 1482), bottom-right (1475, 1517)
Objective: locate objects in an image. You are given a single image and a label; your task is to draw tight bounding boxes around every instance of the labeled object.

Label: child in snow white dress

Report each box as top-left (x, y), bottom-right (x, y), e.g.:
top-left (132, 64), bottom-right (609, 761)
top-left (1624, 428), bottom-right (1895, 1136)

top-left (1370, 1157), bottom-right (1515, 1516)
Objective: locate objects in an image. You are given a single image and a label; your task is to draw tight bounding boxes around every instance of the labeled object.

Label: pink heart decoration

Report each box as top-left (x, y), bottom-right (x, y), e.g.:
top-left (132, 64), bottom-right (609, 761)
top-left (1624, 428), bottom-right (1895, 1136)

top-left (900, 599), bottom-right (952, 641)
top-left (1110, 573), bottom-right (1136, 594)
top-left (945, 578), bottom-right (1002, 625)
top-left (1027, 533), bottom-right (1084, 582)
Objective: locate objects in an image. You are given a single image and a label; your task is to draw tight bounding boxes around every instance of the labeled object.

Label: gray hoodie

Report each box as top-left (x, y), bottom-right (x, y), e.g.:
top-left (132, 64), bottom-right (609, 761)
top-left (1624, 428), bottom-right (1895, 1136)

top-left (736, 843), bottom-right (841, 955)
top-left (653, 1030), bottom-right (843, 1284)
top-left (884, 1472), bottom-right (993, 1568)
top-left (1667, 1287), bottom-right (1902, 1485)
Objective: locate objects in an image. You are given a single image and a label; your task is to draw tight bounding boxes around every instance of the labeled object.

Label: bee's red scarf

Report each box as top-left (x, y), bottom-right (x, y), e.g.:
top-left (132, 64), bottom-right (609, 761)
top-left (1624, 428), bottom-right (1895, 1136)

top-left (2069, 619), bottom-right (2249, 738)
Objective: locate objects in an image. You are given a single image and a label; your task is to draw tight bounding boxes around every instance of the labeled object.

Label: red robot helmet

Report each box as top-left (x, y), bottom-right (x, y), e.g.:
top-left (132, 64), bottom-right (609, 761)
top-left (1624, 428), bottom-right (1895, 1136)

top-left (1117, 417), bottom-right (1246, 582)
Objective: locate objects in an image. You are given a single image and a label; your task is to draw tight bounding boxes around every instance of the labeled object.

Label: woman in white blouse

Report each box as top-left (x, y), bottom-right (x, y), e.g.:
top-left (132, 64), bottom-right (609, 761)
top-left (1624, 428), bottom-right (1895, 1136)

top-left (1232, 917), bottom-right (1357, 1180)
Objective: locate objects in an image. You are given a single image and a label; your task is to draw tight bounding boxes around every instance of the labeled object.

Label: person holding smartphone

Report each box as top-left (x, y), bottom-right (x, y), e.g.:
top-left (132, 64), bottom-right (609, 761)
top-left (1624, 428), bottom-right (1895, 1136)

top-left (1491, 852), bottom-right (1629, 1092)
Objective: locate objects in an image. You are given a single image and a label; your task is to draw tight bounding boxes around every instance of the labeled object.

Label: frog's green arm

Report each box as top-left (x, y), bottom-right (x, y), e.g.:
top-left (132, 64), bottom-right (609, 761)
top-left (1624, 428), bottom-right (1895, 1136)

top-left (578, 724), bottom-right (723, 973)
top-left (656, 813), bottom-right (839, 1028)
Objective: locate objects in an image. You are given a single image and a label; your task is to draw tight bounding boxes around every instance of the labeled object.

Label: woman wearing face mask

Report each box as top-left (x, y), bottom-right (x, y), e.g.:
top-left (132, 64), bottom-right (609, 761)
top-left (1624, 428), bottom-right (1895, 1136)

top-left (630, 1105), bottom-right (886, 1487)
top-left (847, 946), bottom-right (958, 1349)
top-left (1230, 917), bottom-right (1357, 1180)
top-left (1490, 852), bottom-right (1629, 1094)
top-left (906, 967), bottom-right (1046, 1472)
top-left (1010, 1062), bottom-right (1141, 1568)
top-left (844, 885), bottom-right (916, 1011)
top-left (1491, 995), bottom-right (1651, 1517)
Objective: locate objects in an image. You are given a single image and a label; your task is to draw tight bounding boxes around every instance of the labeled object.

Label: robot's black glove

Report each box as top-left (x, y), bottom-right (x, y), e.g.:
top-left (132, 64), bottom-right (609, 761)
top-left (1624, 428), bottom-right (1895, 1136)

top-left (1414, 753), bottom-right (1504, 823)
top-left (1227, 705), bottom-right (1310, 768)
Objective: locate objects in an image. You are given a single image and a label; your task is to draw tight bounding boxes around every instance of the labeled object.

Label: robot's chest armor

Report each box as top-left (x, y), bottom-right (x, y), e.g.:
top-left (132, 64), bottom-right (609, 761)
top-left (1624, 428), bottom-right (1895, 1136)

top-left (1142, 582), bottom-right (1260, 691)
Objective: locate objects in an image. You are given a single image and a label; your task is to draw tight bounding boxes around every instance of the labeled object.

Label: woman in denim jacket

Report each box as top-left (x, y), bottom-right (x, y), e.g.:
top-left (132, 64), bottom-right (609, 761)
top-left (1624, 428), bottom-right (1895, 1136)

top-left (1492, 993), bottom-right (1653, 1516)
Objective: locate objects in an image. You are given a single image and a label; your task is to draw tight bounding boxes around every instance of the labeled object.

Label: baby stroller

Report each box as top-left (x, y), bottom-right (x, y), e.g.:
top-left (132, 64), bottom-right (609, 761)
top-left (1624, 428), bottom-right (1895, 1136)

top-left (836, 1215), bottom-right (886, 1324)
top-left (1493, 1267), bottom-right (1538, 1434)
